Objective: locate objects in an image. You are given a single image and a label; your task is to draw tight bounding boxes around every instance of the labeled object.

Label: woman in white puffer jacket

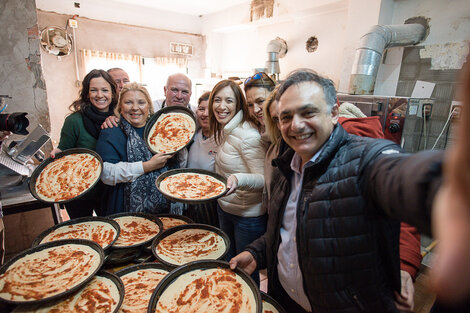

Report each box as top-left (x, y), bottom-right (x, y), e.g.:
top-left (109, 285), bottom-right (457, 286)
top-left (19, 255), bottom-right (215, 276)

top-left (208, 79), bottom-right (267, 286)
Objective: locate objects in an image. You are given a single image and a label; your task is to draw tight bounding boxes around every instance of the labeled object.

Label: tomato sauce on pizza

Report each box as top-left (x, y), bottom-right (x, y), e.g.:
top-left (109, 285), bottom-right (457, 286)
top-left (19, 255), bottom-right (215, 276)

top-left (148, 112), bottom-right (195, 154)
top-left (35, 153), bottom-right (101, 202)
top-left (155, 228), bottom-right (226, 266)
top-left (159, 173), bottom-right (226, 200)
top-left (155, 268), bottom-right (257, 313)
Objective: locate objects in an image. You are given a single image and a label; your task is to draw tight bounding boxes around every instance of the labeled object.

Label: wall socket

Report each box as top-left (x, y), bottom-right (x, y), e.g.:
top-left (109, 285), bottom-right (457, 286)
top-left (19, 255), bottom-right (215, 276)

top-left (450, 101), bottom-right (462, 120)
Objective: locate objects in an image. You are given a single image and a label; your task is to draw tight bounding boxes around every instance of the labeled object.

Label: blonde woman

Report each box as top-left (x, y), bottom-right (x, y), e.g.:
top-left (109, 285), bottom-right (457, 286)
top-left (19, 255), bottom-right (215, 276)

top-left (96, 83), bottom-right (177, 215)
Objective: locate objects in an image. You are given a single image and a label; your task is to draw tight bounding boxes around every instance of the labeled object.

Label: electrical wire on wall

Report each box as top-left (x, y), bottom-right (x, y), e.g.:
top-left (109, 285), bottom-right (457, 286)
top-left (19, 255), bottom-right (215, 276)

top-left (417, 103), bottom-right (432, 151)
top-left (431, 107), bottom-right (457, 150)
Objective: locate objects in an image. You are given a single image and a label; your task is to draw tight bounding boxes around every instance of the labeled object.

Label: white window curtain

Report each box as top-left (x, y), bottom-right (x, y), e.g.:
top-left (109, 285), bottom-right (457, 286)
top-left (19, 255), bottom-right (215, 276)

top-left (141, 57), bottom-right (188, 102)
top-left (80, 49), bottom-right (143, 83)
top-left (80, 50), bottom-right (188, 103)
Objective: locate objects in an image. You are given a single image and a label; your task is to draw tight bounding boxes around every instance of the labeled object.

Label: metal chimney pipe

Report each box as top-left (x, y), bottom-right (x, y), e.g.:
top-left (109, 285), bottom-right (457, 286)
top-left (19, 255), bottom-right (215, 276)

top-left (265, 37), bottom-right (287, 81)
top-left (349, 23), bottom-right (427, 95)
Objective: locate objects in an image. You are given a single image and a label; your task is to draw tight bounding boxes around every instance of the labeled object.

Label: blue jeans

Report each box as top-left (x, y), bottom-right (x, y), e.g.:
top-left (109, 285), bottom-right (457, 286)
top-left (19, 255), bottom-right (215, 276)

top-left (217, 206), bottom-right (267, 286)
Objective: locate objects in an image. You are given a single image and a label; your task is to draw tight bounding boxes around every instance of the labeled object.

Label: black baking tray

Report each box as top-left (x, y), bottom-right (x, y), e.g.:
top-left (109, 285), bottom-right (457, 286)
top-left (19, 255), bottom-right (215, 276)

top-left (0, 239), bottom-right (105, 305)
top-left (154, 213), bottom-right (193, 230)
top-left (143, 106), bottom-right (196, 155)
top-left (116, 263), bottom-right (172, 313)
top-left (142, 214), bottom-right (193, 253)
top-left (261, 291), bottom-right (287, 313)
top-left (147, 260), bottom-right (262, 313)
top-left (108, 212), bottom-right (163, 249)
top-left (115, 262), bottom-right (172, 279)
top-left (28, 148), bottom-right (103, 204)
top-left (11, 271), bottom-right (124, 313)
top-left (31, 216), bottom-right (120, 251)
top-left (151, 223), bottom-right (230, 268)
top-left (155, 168), bottom-right (228, 204)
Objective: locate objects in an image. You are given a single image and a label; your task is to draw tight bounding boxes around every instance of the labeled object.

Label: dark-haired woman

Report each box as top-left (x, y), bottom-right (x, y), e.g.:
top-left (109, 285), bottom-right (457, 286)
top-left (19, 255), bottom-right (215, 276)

top-left (244, 72), bottom-right (277, 134)
top-left (51, 69), bottom-right (118, 219)
top-left (209, 79), bottom-right (267, 286)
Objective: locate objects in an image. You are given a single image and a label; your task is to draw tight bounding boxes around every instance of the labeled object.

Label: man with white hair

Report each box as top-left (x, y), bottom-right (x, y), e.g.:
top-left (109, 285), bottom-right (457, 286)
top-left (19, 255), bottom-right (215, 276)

top-left (153, 73), bottom-right (192, 111)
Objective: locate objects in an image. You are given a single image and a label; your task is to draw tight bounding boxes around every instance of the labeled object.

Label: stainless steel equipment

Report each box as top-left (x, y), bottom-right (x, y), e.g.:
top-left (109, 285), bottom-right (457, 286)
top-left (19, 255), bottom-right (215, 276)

top-left (337, 94), bottom-right (433, 150)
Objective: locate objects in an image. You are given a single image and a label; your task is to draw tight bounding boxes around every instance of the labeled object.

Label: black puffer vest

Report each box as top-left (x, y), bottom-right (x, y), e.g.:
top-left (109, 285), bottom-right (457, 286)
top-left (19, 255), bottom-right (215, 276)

top-left (250, 125), bottom-right (402, 313)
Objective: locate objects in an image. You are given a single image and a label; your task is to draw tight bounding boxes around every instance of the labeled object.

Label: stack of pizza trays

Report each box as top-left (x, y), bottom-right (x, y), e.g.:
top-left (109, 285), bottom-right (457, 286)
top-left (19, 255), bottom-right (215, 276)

top-left (0, 239), bottom-right (125, 313)
top-left (141, 214), bottom-right (193, 255)
top-left (105, 213), bottom-right (164, 266)
top-left (144, 106), bottom-right (197, 155)
top-left (116, 263), bottom-right (172, 313)
top-left (29, 148), bottom-right (103, 204)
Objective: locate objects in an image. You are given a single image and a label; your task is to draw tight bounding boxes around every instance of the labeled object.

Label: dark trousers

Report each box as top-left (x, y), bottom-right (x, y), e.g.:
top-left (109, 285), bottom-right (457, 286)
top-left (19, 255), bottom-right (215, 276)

top-left (217, 206), bottom-right (267, 286)
top-left (184, 200), bottom-right (219, 227)
top-left (65, 198), bottom-right (101, 219)
top-left (269, 271), bottom-right (311, 313)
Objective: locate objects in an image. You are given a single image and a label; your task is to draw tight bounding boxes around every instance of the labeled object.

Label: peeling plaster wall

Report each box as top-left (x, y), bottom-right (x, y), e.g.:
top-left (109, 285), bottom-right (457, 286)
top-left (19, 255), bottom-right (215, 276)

top-left (37, 11), bottom-right (204, 144)
top-left (386, 0), bottom-right (470, 73)
top-left (0, 0), bottom-right (49, 139)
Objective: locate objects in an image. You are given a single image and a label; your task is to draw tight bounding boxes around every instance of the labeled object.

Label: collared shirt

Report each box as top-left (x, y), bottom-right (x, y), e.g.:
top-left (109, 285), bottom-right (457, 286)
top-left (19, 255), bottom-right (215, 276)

top-left (277, 147), bottom-right (324, 312)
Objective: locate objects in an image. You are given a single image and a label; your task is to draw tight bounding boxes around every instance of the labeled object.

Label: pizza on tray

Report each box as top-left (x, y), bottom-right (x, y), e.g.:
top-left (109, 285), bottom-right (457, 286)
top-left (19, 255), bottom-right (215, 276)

top-left (159, 217), bottom-right (188, 230)
top-left (147, 112), bottom-right (195, 154)
top-left (119, 268), bottom-right (169, 313)
top-left (35, 153), bottom-right (101, 202)
top-left (40, 221), bottom-right (118, 249)
top-left (155, 267), bottom-right (257, 313)
top-left (12, 274), bottom-right (121, 313)
top-left (155, 228), bottom-right (226, 266)
top-left (112, 216), bottom-right (160, 247)
top-left (159, 172), bottom-right (226, 201)
top-left (0, 244), bottom-right (101, 303)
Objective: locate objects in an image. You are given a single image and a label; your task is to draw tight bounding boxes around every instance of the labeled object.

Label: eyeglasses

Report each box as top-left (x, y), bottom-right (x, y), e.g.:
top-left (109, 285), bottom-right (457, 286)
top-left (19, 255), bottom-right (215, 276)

top-left (244, 72), bottom-right (276, 86)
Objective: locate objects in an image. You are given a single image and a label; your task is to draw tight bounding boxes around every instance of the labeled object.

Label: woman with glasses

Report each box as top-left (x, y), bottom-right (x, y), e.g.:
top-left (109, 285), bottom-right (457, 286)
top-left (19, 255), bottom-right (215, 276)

top-left (209, 79), bottom-right (267, 286)
top-left (244, 72), bottom-right (277, 134)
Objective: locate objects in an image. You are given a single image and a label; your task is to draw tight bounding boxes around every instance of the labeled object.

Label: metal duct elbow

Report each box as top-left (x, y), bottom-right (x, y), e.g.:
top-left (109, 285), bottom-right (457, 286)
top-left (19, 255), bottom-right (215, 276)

top-left (265, 37), bottom-right (287, 80)
top-left (349, 22), bottom-right (427, 95)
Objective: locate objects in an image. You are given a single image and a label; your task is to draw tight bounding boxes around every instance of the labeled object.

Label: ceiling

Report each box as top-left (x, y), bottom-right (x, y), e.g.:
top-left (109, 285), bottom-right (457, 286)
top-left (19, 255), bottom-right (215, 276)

top-left (100, 0), bottom-right (250, 16)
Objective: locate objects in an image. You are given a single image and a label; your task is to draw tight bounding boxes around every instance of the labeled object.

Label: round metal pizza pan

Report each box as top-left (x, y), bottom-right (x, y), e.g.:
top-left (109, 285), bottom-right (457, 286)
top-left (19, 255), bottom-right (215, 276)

top-left (104, 247), bottom-right (142, 266)
top-left (155, 168), bottom-right (228, 204)
top-left (31, 216), bottom-right (120, 251)
top-left (143, 106), bottom-right (197, 155)
top-left (29, 148), bottom-right (103, 204)
top-left (115, 262), bottom-right (172, 278)
top-left (0, 239), bottom-right (105, 305)
top-left (11, 271), bottom-right (125, 313)
top-left (151, 223), bottom-right (230, 268)
top-left (142, 214), bottom-right (193, 253)
top-left (154, 213), bottom-right (193, 230)
top-left (108, 212), bottom-right (164, 249)
top-left (147, 260), bottom-right (262, 313)
top-left (261, 291), bottom-right (287, 313)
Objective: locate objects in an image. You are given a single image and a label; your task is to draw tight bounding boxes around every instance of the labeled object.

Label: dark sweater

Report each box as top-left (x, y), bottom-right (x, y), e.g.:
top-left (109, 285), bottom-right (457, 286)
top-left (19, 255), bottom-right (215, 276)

top-left (247, 125), bottom-right (443, 313)
top-left (95, 126), bottom-right (145, 215)
top-left (58, 112), bottom-right (97, 151)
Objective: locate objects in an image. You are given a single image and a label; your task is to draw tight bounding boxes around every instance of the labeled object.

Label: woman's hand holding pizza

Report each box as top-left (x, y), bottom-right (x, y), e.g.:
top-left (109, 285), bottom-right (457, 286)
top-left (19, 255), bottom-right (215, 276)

top-left (50, 148), bottom-right (62, 158)
top-left (226, 175), bottom-right (238, 195)
top-left (143, 153), bottom-right (173, 173)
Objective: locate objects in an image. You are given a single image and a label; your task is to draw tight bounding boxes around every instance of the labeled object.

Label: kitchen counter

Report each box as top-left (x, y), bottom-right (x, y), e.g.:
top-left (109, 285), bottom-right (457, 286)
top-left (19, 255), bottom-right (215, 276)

top-left (0, 180), bottom-right (61, 224)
